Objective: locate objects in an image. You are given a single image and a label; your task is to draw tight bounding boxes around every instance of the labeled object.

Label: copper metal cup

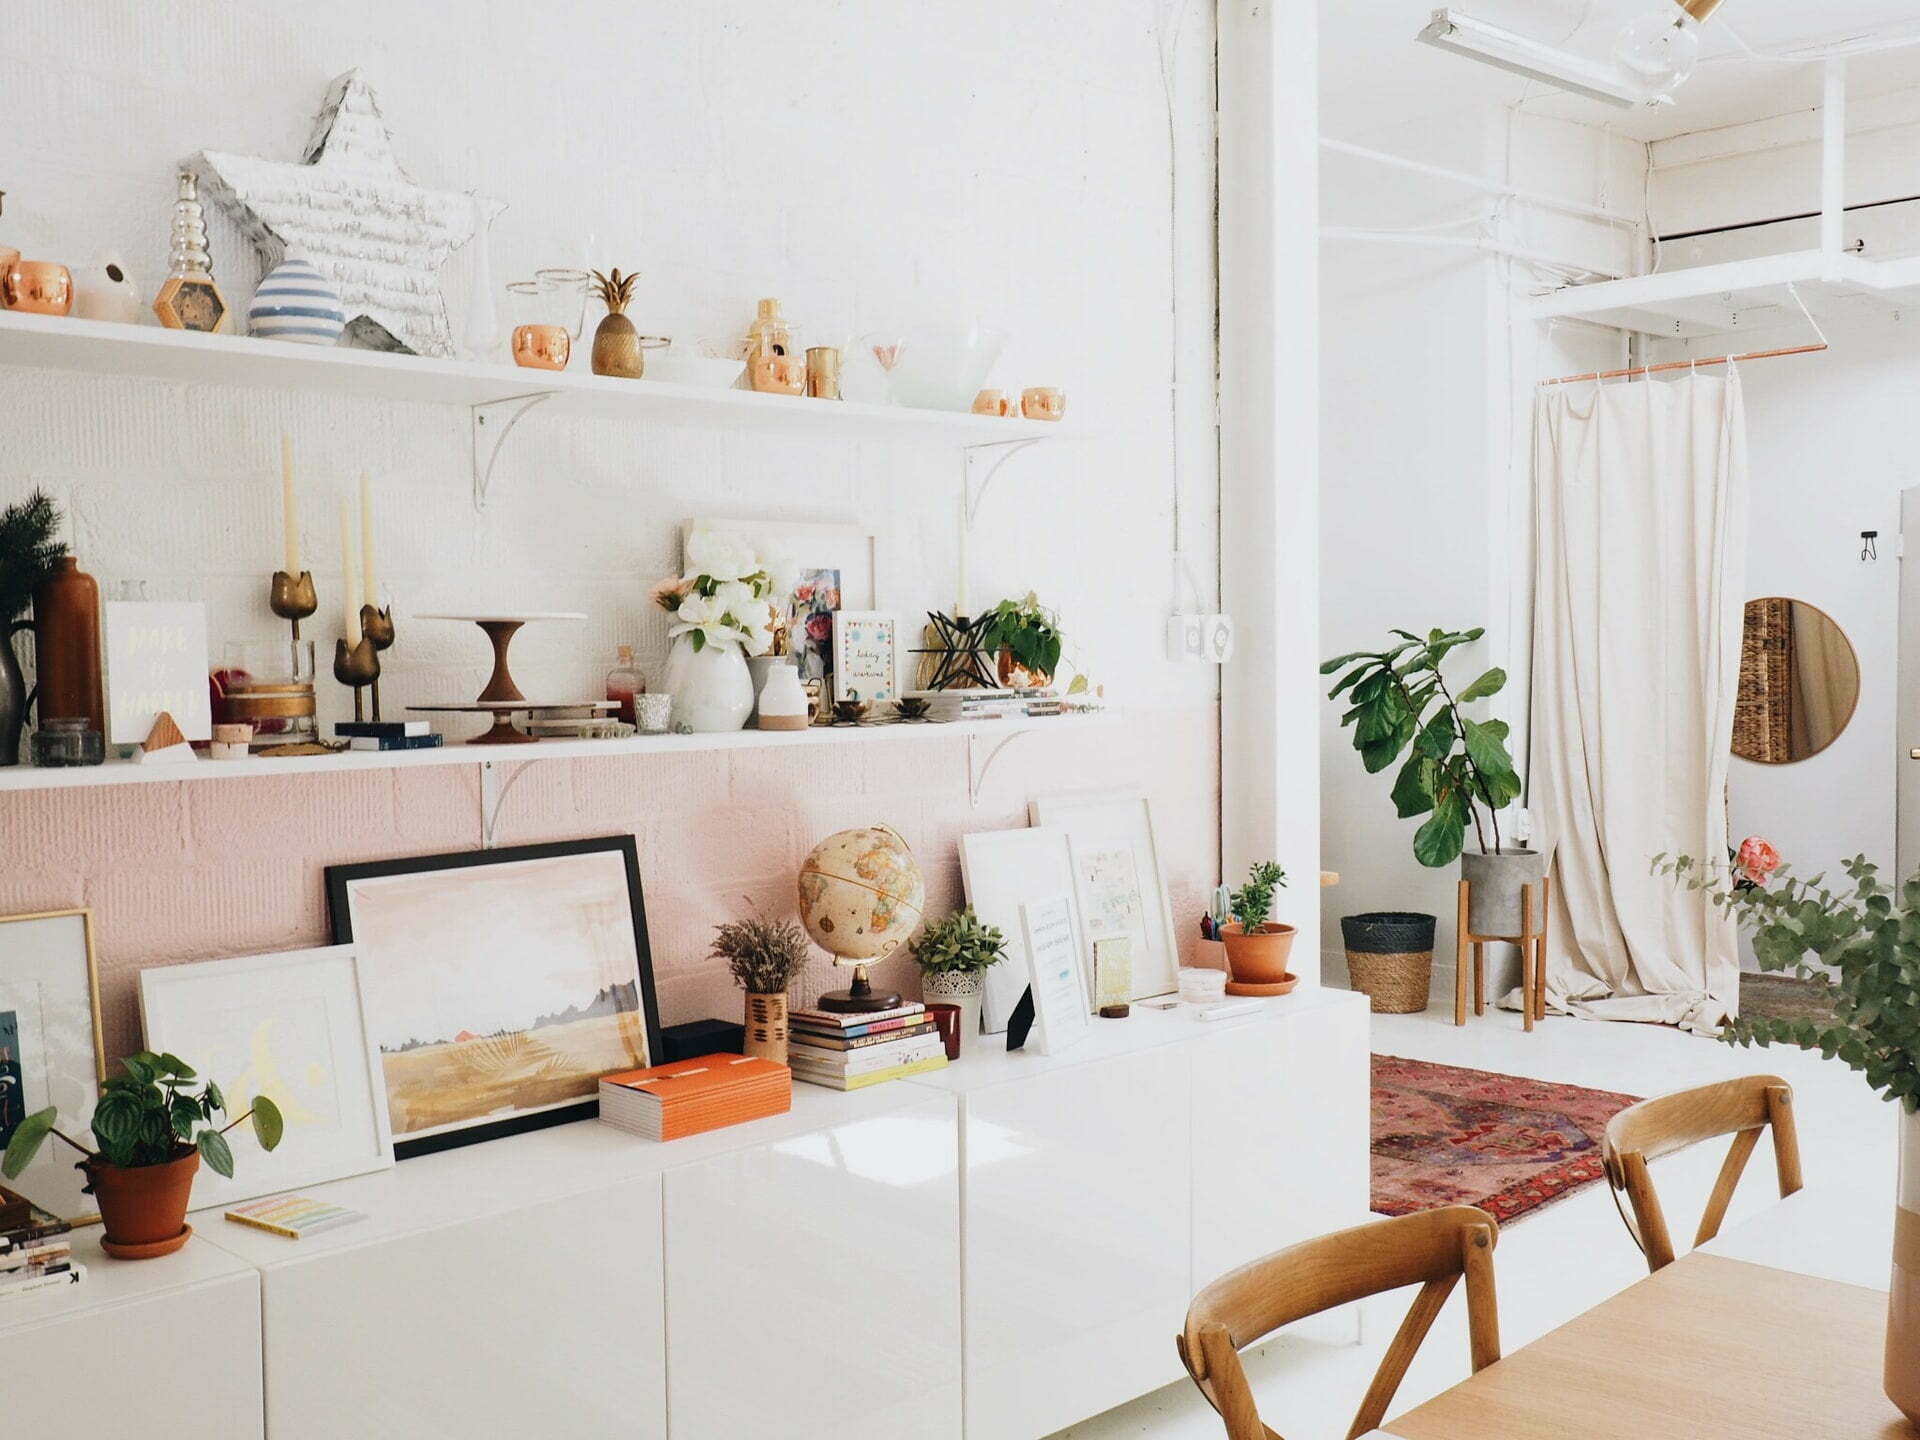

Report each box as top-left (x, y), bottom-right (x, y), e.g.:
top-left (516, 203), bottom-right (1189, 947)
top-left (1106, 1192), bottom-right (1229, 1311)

top-left (512, 323), bottom-right (571, 371)
top-left (5, 261), bottom-right (73, 316)
top-left (0, 249), bottom-right (18, 305)
top-left (1021, 386), bottom-right (1065, 422)
top-left (749, 352), bottom-right (807, 395)
top-left (972, 388), bottom-right (1011, 417)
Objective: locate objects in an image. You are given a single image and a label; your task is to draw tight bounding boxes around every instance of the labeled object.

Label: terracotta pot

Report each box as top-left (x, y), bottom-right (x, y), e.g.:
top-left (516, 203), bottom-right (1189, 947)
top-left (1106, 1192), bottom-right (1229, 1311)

top-left (1887, 1110), bottom-right (1920, 1422)
top-left (86, 1150), bottom-right (198, 1259)
top-left (995, 649), bottom-right (1053, 690)
top-left (744, 992), bottom-right (789, 1065)
top-left (1221, 921), bottom-right (1297, 985)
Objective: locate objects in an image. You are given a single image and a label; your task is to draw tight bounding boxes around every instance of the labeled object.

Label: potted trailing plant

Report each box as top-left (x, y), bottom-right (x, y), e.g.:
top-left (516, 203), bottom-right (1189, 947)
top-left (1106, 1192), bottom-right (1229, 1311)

top-left (651, 529), bottom-right (781, 732)
top-left (910, 907), bottom-right (1008, 1041)
top-left (0, 489), bottom-right (66, 766)
top-left (3, 1051), bottom-right (283, 1259)
top-left (711, 903), bottom-right (813, 1065)
top-left (1220, 861), bottom-right (1296, 991)
top-left (1321, 627), bottom-right (1535, 937)
top-left (977, 592), bottom-right (1064, 690)
top-left (1652, 847), bottom-right (1920, 1422)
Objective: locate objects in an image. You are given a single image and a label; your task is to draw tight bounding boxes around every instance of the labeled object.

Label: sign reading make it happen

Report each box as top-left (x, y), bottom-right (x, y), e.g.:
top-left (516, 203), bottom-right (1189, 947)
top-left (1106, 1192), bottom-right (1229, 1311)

top-left (104, 602), bottom-right (212, 746)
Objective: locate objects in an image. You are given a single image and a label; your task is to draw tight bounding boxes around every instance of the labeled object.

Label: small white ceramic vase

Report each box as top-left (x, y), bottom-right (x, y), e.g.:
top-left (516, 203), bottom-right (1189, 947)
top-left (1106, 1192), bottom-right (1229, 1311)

top-left (664, 637), bottom-right (754, 733)
top-left (73, 253), bottom-right (144, 325)
top-left (922, 969), bottom-right (985, 1040)
top-left (756, 662), bottom-right (810, 731)
top-left (248, 251), bottom-right (346, 345)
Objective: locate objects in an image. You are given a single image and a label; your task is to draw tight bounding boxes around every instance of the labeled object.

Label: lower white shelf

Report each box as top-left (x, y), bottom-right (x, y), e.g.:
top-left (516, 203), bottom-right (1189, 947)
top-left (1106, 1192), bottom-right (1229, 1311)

top-left (0, 711), bottom-right (1113, 794)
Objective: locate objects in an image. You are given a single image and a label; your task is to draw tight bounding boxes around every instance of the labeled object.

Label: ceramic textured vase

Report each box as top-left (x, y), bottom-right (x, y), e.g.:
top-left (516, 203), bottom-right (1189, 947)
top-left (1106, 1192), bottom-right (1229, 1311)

top-left (743, 992), bottom-right (789, 1065)
top-left (1888, 1110), bottom-right (1920, 1423)
top-left (921, 969), bottom-right (984, 1040)
top-left (663, 638), bottom-right (754, 733)
top-left (1462, 847), bottom-right (1545, 936)
top-left (248, 252), bottom-right (346, 345)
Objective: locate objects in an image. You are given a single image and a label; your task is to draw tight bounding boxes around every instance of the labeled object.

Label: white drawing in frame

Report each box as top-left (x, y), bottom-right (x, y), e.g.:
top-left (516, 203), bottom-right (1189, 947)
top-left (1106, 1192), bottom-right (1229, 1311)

top-left (0, 911), bottom-right (105, 1222)
top-left (959, 825), bottom-right (1092, 1032)
top-left (1028, 791), bottom-right (1180, 1000)
top-left (139, 945), bottom-right (393, 1211)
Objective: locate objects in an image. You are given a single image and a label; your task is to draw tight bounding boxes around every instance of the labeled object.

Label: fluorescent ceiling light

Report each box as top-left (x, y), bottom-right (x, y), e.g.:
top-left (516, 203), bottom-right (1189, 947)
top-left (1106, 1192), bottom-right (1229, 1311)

top-left (1417, 8), bottom-right (1668, 109)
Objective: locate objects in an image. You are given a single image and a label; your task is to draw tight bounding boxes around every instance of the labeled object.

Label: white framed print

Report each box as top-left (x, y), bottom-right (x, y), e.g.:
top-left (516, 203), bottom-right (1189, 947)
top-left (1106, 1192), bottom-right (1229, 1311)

top-left (139, 945), bottom-right (393, 1211)
top-left (959, 825), bottom-right (1091, 1032)
top-left (104, 600), bottom-right (212, 744)
top-left (1028, 791), bottom-right (1180, 1000)
top-left (1020, 897), bottom-right (1091, 1057)
top-left (0, 910), bottom-right (105, 1221)
top-left (832, 612), bottom-right (897, 703)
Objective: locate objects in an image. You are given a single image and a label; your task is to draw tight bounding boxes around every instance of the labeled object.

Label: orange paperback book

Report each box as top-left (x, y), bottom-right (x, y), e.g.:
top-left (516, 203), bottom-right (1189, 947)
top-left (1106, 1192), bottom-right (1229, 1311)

top-left (599, 1054), bottom-right (792, 1140)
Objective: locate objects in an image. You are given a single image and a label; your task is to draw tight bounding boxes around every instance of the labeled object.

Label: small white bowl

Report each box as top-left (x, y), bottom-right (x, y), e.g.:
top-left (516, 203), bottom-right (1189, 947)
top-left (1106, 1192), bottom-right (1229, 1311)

top-left (1177, 968), bottom-right (1228, 1005)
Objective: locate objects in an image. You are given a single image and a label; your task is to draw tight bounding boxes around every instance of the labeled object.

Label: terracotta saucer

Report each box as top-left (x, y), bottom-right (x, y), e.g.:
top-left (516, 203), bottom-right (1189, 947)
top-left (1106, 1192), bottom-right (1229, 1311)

top-left (1224, 973), bottom-right (1299, 998)
top-left (100, 1222), bottom-right (192, 1260)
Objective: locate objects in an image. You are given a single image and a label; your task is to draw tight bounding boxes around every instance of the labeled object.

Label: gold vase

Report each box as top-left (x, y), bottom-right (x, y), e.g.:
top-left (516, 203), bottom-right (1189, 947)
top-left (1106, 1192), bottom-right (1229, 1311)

top-left (592, 311), bottom-right (645, 378)
top-left (743, 992), bottom-right (789, 1065)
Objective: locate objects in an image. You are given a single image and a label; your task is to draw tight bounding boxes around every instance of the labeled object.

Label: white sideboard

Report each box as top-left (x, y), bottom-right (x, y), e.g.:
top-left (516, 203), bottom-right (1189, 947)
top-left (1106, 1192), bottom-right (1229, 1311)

top-left (7, 988), bottom-right (1368, 1440)
top-left (0, 1232), bottom-right (263, 1440)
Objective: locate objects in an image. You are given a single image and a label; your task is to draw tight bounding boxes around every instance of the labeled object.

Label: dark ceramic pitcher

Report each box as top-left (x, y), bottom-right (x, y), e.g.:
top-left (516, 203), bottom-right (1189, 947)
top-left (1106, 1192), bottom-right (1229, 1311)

top-left (0, 620), bottom-right (31, 766)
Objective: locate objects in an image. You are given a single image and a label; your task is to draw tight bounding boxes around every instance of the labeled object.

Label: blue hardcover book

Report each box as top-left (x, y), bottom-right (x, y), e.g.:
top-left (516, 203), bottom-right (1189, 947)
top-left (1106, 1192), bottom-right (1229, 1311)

top-left (347, 734), bottom-right (445, 752)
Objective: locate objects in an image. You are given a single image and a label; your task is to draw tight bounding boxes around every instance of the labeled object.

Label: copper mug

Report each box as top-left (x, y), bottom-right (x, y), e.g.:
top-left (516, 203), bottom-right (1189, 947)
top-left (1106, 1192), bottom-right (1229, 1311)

top-left (1021, 386), bottom-right (1066, 422)
top-left (4, 260), bottom-right (72, 316)
top-left (0, 249), bottom-right (18, 304)
top-left (511, 323), bottom-right (570, 371)
top-left (973, 388), bottom-right (1017, 417)
top-left (749, 352), bottom-right (807, 395)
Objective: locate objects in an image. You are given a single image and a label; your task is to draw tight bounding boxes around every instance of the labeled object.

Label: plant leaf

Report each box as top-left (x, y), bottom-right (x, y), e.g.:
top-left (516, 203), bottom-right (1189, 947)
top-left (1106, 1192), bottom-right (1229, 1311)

top-left (1413, 790), bottom-right (1469, 868)
top-left (1391, 755), bottom-right (1438, 819)
top-left (2, 1108), bottom-right (57, 1180)
top-left (157, 1053), bottom-right (196, 1080)
top-left (250, 1096), bottom-right (286, 1153)
top-left (197, 1128), bottom-right (235, 1179)
top-left (1457, 668), bottom-right (1507, 703)
top-left (120, 1053), bottom-right (157, 1086)
top-left (170, 1094), bottom-right (201, 1140)
top-left (1460, 717), bottom-right (1517, 779)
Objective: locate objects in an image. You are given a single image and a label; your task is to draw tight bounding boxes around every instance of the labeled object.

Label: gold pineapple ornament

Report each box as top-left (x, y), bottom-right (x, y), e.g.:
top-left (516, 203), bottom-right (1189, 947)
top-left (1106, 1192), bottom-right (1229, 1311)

top-left (590, 268), bottom-right (645, 378)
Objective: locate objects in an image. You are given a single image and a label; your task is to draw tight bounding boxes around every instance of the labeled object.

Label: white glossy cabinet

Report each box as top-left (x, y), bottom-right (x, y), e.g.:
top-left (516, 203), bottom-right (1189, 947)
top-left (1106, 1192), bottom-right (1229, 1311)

top-left (664, 1090), bottom-right (962, 1439)
top-left (0, 1235), bottom-right (262, 1440)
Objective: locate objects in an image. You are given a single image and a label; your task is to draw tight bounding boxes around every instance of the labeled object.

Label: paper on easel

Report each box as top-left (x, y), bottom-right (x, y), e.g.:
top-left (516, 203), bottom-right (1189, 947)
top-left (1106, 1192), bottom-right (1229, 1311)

top-left (104, 602), bottom-right (211, 744)
top-left (1021, 896), bottom-right (1091, 1056)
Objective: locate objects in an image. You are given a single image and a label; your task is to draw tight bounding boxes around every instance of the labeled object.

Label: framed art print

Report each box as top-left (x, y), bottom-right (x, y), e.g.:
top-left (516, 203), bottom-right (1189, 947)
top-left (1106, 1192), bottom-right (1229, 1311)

top-left (139, 945), bottom-right (393, 1210)
top-left (832, 612), bottom-right (898, 703)
top-left (1019, 896), bottom-right (1091, 1057)
top-left (0, 910), bottom-right (105, 1220)
top-left (960, 825), bottom-right (1091, 1032)
top-left (327, 836), bottom-right (663, 1159)
top-left (1027, 792), bottom-right (1180, 1000)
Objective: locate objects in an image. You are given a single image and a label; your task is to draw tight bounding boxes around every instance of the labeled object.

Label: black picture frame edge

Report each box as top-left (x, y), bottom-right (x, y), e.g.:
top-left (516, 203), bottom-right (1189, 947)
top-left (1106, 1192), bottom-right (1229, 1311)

top-left (324, 834), bottom-right (665, 1161)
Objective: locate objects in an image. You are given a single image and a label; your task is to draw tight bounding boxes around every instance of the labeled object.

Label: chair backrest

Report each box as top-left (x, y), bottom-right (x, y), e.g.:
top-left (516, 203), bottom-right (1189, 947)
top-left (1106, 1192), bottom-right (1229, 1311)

top-left (1602, 1073), bottom-right (1803, 1272)
top-left (1177, 1206), bottom-right (1501, 1440)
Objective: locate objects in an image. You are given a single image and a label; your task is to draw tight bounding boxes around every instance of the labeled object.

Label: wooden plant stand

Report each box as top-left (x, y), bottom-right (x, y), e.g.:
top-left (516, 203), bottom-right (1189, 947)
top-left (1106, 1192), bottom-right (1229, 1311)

top-left (1454, 874), bottom-right (1550, 1032)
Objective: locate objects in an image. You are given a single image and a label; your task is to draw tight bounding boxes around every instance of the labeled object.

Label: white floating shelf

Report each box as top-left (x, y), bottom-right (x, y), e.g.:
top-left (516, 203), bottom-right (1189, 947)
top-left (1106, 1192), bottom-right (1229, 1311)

top-left (0, 309), bottom-right (1057, 443)
top-left (1530, 249), bottom-right (1920, 339)
top-left (0, 712), bottom-right (1112, 794)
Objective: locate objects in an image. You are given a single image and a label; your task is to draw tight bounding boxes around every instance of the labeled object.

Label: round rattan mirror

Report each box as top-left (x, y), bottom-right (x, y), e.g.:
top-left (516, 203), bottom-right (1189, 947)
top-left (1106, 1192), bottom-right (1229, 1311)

top-left (1732, 597), bottom-right (1860, 764)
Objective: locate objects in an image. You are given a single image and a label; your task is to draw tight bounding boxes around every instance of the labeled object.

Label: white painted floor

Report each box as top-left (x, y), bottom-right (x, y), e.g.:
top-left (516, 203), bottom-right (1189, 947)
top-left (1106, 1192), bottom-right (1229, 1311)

top-left (1050, 997), bottom-right (1899, 1440)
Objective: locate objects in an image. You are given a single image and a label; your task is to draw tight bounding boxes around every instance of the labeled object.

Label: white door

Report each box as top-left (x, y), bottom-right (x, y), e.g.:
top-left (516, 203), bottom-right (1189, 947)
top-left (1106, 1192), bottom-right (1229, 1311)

top-left (1898, 487), bottom-right (1920, 880)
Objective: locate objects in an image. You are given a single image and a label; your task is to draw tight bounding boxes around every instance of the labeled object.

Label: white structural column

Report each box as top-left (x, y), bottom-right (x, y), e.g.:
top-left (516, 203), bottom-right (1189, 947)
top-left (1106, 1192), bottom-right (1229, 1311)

top-left (1219, 0), bottom-right (1322, 974)
top-left (1823, 57), bottom-right (1848, 259)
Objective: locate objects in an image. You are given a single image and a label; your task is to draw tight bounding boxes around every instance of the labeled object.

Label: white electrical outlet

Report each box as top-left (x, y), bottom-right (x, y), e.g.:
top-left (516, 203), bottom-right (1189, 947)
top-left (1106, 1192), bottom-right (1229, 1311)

top-left (1166, 613), bottom-right (1235, 663)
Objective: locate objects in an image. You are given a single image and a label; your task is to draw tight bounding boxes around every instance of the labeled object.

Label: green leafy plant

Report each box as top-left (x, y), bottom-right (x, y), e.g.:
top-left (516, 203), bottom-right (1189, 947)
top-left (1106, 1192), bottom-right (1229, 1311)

top-left (1321, 627), bottom-right (1522, 868)
top-left (1654, 850), bottom-right (1920, 1108)
top-left (2, 1051), bottom-right (284, 1183)
top-left (910, 908), bottom-right (1009, 975)
top-left (1230, 861), bottom-right (1289, 933)
top-left (0, 488), bottom-right (67, 622)
top-left (710, 902), bottom-right (812, 994)
top-left (977, 592), bottom-right (1064, 680)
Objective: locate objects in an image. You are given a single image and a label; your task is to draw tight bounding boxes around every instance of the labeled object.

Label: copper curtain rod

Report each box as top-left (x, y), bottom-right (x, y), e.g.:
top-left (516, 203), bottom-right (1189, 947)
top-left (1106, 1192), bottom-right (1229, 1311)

top-left (1540, 343), bottom-right (1829, 387)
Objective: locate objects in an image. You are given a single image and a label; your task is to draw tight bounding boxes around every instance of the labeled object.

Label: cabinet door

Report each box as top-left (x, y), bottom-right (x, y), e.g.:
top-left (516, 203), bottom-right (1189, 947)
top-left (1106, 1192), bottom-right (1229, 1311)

top-left (260, 1182), bottom-right (666, 1440)
top-left (664, 1093), bottom-right (962, 1440)
top-left (961, 1045), bottom-right (1192, 1439)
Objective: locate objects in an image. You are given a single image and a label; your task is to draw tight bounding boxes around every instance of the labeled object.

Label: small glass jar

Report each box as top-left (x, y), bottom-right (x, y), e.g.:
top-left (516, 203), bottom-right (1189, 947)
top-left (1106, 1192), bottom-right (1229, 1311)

top-left (605, 645), bottom-right (646, 726)
top-left (634, 693), bottom-right (673, 735)
top-left (216, 640), bottom-right (318, 747)
top-left (31, 717), bottom-right (104, 768)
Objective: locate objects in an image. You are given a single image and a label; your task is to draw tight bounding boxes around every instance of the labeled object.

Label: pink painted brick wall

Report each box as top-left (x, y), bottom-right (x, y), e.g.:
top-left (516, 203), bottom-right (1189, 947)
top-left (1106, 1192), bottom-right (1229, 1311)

top-left (4, 707), bottom-right (1217, 1060)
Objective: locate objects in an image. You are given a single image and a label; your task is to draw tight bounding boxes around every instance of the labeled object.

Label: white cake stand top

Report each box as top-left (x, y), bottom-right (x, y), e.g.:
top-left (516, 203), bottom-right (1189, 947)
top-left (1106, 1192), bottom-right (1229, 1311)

top-left (415, 612), bottom-right (589, 623)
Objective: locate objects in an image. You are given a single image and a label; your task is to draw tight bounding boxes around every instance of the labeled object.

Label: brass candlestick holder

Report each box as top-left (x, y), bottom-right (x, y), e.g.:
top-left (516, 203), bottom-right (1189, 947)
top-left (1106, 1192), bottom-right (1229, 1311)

top-left (333, 636), bottom-right (381, 723)
top-left (361, 605), bottom-right (395, 722)
top-left (270, 570), bottom-right (318, 640)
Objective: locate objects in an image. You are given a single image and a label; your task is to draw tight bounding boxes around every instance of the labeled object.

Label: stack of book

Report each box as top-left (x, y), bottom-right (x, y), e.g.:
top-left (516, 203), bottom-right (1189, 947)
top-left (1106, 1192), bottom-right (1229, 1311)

top-left (787, 1002), bottom-right (948, 1090)
top-left (0, 1199), bottom-right (83, 1303)
top-left (599, 1054), bottom-right (791, 1140)
top-left (335, 719), bottom-right (444, 752)
top-left (904, 688), bottom-right (1063, 721)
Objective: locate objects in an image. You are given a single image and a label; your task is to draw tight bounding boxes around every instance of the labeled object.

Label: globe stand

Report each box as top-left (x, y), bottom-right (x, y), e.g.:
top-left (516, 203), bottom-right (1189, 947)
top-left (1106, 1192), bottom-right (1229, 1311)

top-left (817, 962), bottom-right (903, 1015)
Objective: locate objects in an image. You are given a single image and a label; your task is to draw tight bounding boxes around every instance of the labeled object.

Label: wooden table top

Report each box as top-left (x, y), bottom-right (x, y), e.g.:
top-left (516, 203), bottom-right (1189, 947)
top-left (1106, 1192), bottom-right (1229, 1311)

top-left (1390, 1252), bottom-right (1912, 1440)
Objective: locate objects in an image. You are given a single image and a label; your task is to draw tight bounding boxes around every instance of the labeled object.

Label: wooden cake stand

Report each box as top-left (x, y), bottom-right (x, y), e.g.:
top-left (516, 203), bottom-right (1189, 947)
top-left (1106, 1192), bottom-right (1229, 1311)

top-left (414, 613), bottom-right (606, 743)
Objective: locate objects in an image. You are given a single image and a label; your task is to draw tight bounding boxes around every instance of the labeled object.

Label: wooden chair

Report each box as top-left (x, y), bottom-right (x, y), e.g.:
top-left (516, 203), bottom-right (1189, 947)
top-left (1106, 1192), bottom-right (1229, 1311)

top-left (1602, 1074), bottom-right (1804, 1273)
top-left (1177, 1206), bottom-right (1502, 1440)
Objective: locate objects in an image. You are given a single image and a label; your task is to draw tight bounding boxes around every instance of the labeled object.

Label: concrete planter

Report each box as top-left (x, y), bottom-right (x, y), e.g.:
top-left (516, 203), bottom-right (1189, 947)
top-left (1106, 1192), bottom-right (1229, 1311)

top-left (1461, 847), bottom-right (1544, 937)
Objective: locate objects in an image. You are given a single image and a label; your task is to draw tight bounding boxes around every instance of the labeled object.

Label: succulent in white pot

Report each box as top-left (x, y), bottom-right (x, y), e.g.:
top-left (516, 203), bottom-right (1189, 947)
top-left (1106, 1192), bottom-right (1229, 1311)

top-left (911, 908), bottom-right (1009, 1044)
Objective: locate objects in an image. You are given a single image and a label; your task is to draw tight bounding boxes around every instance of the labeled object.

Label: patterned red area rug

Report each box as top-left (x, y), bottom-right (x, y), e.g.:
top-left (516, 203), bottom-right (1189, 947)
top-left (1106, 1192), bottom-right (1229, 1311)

top-left (1372, 1056), bottom-right (1640, 1224)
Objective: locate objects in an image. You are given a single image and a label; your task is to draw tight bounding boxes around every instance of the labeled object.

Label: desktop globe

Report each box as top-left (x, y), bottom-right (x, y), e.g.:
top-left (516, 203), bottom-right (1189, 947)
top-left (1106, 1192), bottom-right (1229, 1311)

top-left (797, 825), bottom-right (927, 1013)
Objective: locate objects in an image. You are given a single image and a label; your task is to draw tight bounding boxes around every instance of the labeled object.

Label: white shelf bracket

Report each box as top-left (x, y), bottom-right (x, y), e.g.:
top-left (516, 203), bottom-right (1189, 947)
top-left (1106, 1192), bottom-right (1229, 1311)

top-left (470, 392), bottom-right (555, 512)
top-left (966, 729), bottom-right (1034, 808)
top-left (478, 756), bottom-right (539, 848)
top-left (962, 437), bottom-right (1045, 526)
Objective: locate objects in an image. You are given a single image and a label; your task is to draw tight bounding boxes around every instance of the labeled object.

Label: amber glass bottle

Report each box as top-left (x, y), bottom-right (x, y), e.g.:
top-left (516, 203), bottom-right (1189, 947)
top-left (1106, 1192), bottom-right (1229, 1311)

top-left (32, 556), bottom-right (104, 733)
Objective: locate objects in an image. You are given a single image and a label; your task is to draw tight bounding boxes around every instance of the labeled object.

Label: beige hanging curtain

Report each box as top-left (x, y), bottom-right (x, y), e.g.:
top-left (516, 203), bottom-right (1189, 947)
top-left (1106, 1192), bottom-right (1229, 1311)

top-left (1529, 372), bottom-right (1748, 1034)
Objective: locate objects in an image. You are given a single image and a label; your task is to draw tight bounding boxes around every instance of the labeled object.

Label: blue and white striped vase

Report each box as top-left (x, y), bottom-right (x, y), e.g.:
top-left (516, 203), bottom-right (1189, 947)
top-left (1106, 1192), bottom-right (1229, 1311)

top-left (247, 252), bottom-right (345, 345)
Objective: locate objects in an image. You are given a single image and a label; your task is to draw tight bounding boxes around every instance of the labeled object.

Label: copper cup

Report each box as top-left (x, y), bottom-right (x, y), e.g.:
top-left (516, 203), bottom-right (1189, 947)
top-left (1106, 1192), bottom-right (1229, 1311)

top-left (972, 388), bottom-right (1013, 417)
top-left (512, 323), bottom-right (571, 370)
top-left (5, 261), bottom-right (73, 316)
top-left (749, 352), bottom-right (807, 395)
top-left (1021, 386), bottom-right (1065, 422)
top-left (0, 249), bottom-right (18, 305)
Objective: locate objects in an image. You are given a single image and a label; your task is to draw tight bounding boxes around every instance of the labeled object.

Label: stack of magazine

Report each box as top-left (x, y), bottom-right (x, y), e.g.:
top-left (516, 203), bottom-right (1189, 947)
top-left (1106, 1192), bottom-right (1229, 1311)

top-left (0, 1199), bottom-right (82, 1303)
top-left (786, 1002), bottom-right (948, 1090)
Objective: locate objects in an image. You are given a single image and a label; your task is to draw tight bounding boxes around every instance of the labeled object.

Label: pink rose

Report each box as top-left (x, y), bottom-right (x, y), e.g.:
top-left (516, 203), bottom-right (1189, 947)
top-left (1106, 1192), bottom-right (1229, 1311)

top-left (806, 613), bottom-right (833, 642)
top-left (1736, 836), bottom-right (1781, 887)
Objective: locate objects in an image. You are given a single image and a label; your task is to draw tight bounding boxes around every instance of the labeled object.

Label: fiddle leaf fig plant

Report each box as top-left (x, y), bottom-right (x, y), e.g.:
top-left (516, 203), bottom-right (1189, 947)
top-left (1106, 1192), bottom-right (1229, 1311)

top-left (910, 908), bottom-right (1009, 975)
top-left (1654, 850), bottom-right (1920, 1109)
top-left (1321, 627), bottom-right (1522, 868)
top-left (2, 1051), bottom-right (285, 1184)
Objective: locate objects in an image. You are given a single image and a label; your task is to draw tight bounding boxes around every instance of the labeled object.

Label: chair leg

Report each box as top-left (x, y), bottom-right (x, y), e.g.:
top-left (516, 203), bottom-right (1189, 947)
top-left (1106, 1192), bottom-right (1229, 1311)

top-left (1455, 880), bottom-right (1469, 1027)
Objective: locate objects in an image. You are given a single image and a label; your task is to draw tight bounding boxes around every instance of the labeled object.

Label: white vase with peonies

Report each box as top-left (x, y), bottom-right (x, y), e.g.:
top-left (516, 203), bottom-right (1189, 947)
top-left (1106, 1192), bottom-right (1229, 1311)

top-left (663, 637), bottom-right (754, 733)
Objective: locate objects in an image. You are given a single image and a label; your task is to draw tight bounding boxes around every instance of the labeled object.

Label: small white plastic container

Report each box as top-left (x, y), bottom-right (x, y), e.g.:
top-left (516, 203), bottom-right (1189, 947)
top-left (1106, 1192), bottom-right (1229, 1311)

top-left (1177, 967), bottom-right (1228, 1006)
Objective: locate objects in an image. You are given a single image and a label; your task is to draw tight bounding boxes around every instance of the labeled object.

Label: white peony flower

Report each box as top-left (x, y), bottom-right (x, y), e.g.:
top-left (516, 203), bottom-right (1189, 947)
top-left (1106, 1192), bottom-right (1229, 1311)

top-left (675, 592), bottom-right (718, 626)
top-left (712, 579), bottom-right (761, 622)
top-left (685, 529), bottom-right (759, 583)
